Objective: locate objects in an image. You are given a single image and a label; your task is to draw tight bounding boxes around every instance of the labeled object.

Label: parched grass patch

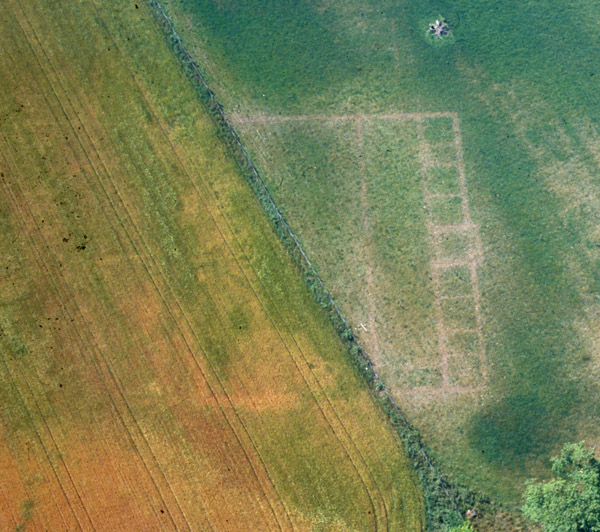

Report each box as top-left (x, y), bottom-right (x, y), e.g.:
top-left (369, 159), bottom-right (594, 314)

top-left (160, 0), bottom-right (600, 522)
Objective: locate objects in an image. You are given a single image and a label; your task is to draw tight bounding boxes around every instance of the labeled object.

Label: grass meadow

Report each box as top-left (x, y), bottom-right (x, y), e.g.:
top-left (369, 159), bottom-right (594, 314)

top-left (0, 0), bottom-right (425, 529)
top-left (161, 0), bottom-right (600, 513)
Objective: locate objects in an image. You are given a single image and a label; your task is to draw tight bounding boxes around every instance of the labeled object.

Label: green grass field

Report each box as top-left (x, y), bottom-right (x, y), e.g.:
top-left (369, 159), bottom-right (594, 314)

top-left (160, 0), bottom-right (600, 509)
top-left (0, 0), bottom-right (425, 529)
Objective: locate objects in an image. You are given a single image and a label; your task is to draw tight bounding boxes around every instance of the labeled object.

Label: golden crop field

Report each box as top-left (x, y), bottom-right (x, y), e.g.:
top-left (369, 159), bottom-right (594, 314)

top-left (0, 1), bottom-right (425, 530)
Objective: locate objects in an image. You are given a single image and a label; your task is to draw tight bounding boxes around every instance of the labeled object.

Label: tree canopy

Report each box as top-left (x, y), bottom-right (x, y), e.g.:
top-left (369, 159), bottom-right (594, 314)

top-left (522, 442), bottom-right (600, 532)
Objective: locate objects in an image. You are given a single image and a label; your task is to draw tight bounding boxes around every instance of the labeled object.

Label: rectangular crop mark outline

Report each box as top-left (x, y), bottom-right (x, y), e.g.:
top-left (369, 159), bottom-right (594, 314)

top-left (232, 112), bottom-right (487, 392)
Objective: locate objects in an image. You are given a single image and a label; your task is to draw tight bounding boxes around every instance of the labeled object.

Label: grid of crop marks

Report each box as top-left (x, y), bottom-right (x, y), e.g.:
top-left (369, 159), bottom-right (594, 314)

top-left (234, 112), bottom-right (487, 393)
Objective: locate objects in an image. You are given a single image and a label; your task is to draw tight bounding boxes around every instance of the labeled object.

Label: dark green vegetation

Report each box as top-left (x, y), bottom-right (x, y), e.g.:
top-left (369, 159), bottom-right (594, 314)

top-left (161, 0), bottom-right (600, 516)
top-left (0, 0), bottom-right (425, 529)
top-left (523, 442), bottom-right (600, 532)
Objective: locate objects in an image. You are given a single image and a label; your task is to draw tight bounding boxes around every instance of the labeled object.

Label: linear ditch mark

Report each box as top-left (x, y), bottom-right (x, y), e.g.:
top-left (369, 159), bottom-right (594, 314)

top-left (357, 117), bottom-right (382, 364)
top-left (236, 112), bottom-right (487, 392)
top-left (452, 115), bottom-right (488, 383)
top-left (231, 111), bottom-right (455, 124)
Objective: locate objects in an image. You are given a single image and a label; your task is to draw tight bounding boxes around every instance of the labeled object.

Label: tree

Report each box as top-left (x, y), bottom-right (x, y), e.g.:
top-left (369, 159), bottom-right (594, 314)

top-left (522, 442), bottom-right (600, 532)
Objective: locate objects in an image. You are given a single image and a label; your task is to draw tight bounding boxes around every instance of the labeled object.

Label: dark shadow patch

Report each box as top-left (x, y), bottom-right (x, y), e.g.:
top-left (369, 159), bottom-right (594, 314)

top-left (468, 344), bottom-right (580, 470)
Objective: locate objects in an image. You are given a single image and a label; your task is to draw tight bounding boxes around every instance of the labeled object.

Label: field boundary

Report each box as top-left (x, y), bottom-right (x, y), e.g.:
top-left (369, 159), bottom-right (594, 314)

top-left (145, 0), bottom-right (490, 528)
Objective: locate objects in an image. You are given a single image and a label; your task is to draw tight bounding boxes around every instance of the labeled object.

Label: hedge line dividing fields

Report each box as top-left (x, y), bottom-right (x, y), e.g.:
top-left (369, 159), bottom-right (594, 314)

top-left (0, 0), bottom-right (426, 530)
top-left (157, 0), bottom-right (600, 528)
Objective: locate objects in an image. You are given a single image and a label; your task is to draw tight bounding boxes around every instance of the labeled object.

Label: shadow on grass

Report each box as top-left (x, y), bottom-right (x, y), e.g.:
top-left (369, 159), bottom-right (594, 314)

top-left (469, 386), bottom-right (578, 470)
top-left (467, 308), bottom-right (582, 473)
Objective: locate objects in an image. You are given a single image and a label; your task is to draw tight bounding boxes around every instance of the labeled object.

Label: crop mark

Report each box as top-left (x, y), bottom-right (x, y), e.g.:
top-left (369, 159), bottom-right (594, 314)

top-left (0, 311), bottom-right (87, 531)
top-left (232, 111), bottom-right (455, 124)
top-left (357, 118), bottom-right (382, 364)
top-left (416, 115), bottom-right (486, 388)
top-left (0, 151), bottom-right (94, 532)
top-left (397, 385), bottom-right (485, 398)
top-left (234, 111), bottom-right (487, 392)
top-left (0, 462), bottom-right (20, 529)
top-left (20, 2), bottom-right (296, 527)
